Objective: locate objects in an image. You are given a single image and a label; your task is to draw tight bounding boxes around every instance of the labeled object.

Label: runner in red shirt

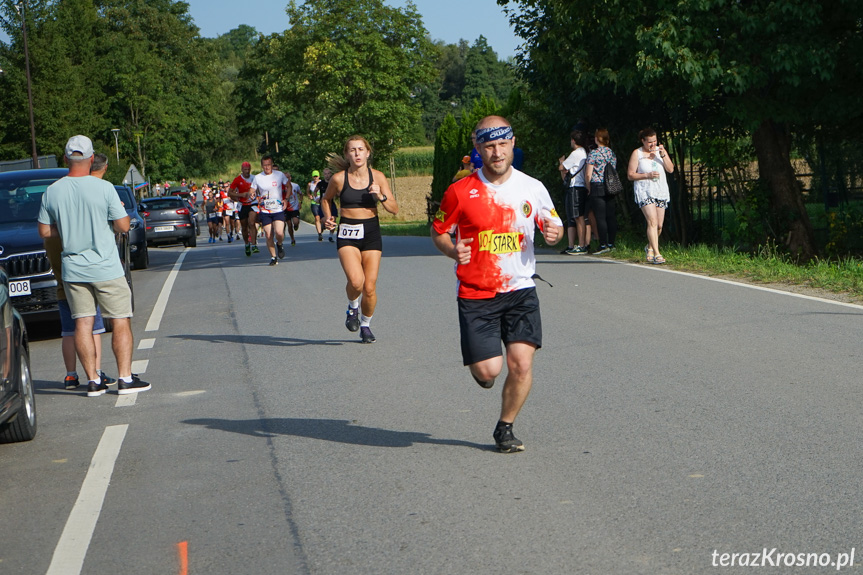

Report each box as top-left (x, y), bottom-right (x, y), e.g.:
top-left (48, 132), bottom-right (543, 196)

top-left (229, 161), bottom-right (260, 256)
top-left (432, 115), bottom-right (563, 453)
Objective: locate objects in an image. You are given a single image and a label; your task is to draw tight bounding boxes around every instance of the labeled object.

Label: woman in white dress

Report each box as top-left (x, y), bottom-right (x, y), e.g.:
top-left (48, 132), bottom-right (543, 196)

top-left (627, 127), bottom-right (674, 264)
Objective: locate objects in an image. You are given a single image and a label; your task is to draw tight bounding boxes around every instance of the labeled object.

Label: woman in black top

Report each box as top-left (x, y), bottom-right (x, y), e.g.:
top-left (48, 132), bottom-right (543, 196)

top-left (322, 136), bottom-right (398, 343)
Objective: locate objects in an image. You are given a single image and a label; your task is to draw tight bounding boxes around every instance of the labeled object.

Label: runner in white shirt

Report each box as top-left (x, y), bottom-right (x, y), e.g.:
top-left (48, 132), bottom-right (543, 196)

top-left (284, 173), bottom-right (302, 246)
top-left (251, 155), bottom-right (289, 266)
top-left (222, 195), bottom-right (236, 243)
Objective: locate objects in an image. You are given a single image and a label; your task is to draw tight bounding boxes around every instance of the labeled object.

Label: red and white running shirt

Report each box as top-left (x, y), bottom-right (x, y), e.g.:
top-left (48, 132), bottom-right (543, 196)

top-left (251, 171), bottom-right (289, 214)
top-left (433, 170), bottom-right (562, 299)
top-left (231, 174), bottom-right (255, 206)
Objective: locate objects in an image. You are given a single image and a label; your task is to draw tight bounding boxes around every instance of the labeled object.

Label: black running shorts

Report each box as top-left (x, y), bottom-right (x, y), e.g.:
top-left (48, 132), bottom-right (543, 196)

top-left (239, 204), bottom-right (257, 220)
top-left (457, 287), bottom-right (542, 366)
top-left (258, 211), bottom-right (286, 226)
top-left (336, 216), bottom-right (383, 252)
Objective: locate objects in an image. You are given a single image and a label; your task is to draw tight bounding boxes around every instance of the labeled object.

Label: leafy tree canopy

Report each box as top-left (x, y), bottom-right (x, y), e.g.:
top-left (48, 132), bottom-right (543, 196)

top-left (237, 0), bottom-right (436, 177)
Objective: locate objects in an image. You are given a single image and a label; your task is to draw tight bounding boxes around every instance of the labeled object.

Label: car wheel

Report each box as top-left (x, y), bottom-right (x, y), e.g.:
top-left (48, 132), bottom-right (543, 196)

top-left (0, 348), bottom-right (37, 443)
top-left (188, 234), bottom-right (197, 248)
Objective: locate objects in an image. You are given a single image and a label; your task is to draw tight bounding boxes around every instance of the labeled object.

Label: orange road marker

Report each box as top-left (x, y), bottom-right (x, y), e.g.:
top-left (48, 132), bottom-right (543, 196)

top-left (177, 541), bottom-right (188, 575)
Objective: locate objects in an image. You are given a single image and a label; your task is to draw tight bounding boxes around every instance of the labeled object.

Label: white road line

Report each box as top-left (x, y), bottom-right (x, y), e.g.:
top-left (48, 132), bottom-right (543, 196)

top-left (137, 338), bottom-right (155, 350)
top-left (115, 394), bottom-right (137, 407)
top-left (45, 425), bottom-right (129, 575)
top-left (145, 248), bottom-right (189, 332)
top-left (131, 359), bottom-right (149, 374)
top-left (600, 258), bottom-right (863, 311)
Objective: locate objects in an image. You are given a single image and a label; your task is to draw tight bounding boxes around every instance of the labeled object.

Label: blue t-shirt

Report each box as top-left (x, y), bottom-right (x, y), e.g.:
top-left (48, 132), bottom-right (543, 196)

top-left (469, 148), bottom-right (483, 169)
top-left (38, 175), bottom-right (127, 283)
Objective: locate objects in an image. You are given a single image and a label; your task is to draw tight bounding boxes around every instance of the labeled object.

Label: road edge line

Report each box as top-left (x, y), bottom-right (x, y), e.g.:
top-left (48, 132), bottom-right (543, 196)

top-left (45, 424), bottom-right (129, 575)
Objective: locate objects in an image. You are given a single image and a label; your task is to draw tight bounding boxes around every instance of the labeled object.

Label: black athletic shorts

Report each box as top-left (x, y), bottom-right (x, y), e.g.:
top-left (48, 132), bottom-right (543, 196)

top-left (258, 211), bottom-right (286, 226)
top-left (457, 287), bottom-right (542, 366)
top-left (336, 216), bottom-right (383, 252)
top-left (286, 210), bottom-right (300, 219)
top-left (239, 204), bottom-right (257, 220)
top-left (564, 186), bottom-right (587, 223)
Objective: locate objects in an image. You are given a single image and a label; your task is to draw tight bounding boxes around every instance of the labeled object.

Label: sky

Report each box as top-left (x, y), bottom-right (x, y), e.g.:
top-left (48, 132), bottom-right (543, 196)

top-left (184, 0), bottom-right (520, 59)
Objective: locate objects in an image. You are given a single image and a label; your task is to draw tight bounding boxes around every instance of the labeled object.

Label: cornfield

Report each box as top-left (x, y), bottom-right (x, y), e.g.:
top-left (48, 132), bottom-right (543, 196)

top-left (391, 146), bottom-right (434, 178)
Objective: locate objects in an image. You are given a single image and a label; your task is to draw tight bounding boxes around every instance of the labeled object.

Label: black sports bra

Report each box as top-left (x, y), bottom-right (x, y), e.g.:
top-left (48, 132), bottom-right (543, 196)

top-left (339, 167), bottom-right (377, 209)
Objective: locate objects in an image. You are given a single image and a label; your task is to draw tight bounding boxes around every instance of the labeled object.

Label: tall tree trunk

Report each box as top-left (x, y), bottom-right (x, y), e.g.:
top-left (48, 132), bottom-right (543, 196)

top-left (751, 120), bottom-right (816, 261)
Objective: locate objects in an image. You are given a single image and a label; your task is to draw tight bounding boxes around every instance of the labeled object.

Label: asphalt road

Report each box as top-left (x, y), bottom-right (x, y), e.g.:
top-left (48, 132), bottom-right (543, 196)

top-left (2, 224), bottom-right (862, 575)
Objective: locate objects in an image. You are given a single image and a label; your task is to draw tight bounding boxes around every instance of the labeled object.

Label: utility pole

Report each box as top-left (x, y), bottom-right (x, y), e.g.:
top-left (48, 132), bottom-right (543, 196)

top-left (111, 128), bottom-right (120, 162)
top-left (17, 1), bottom-right (39, 169)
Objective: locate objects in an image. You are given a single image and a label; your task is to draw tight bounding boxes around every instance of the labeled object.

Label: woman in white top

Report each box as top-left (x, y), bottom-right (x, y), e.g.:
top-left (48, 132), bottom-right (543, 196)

top-left (627, 127), bottom-right (674, 264)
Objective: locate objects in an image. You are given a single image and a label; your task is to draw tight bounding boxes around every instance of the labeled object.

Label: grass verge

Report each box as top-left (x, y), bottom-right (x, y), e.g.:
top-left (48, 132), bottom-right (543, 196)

top-left (380, 221), bottom-right (430, 236)
top-left (594, 236), bottom-right (863, 302)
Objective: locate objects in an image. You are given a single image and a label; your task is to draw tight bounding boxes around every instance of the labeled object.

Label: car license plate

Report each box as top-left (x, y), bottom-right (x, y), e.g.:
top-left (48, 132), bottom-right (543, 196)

top-left (9, 279), bottom-right (31, 296)
top-left (154, 226), bottom-right (173, 232)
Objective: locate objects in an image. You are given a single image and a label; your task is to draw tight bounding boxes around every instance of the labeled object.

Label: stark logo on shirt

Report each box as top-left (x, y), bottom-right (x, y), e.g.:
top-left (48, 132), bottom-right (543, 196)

top-left (478, 230), bottom-right (522, 254)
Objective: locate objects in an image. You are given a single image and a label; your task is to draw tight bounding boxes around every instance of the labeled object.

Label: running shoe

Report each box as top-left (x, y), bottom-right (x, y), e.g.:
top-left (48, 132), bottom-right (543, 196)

top-left (570, 246), bottom-right (588, 255)
top-left (291, 240), bottom-right (296, 246)
top-left (560, 246), bottom-right (574, 254)
top-left (228, 234), bottom-right (233, 243)
top-left (100, 371), bottom-right (117, 386)
top-left (64, 374), bottom-right (80, 390)
top-left (329, 236), bottom-right (334, 243)
top-left (277, 243), bottom-right (285, 259)
top-left (345, 307), bottom-right (360, 332)
top-left (318, 234), bottom-right (323, 242)
top-left (245, 245), bottom-right (251, 257)
top-left (251, 245), bottom-right (260, 254)
top-left (471, 372), bottom-right (495, 389)
top-left (87, 381), bottom-right (109, 397)
top-left (360, 326), bottom-right (376, 343)
top-left (269, 257), bottom-right (278, 266)
top-left (493, 422), bottom-right (525, 453)
top-left (594, 246), bottom-right (611, 255)
top-left (219, 236), bottom-right (223, 241)
top-left (117, 375), bottom-right (151, 395)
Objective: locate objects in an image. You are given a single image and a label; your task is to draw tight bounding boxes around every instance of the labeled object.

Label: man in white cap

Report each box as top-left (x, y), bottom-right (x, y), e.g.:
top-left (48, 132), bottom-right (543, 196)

top-left (38, 135), bottom-right (151, 398)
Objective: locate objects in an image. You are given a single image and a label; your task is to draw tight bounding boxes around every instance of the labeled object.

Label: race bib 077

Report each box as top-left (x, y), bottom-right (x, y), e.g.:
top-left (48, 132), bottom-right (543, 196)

top-left (338, 223), bottom-right (364, 240)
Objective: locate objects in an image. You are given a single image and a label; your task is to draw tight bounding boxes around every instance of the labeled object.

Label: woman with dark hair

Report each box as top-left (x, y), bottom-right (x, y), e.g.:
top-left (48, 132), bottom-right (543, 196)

top-left (558, 130), bottom-right (589, 254)
top-left (584, 128), bottom-right (618, 254)
top-left (627, 127), bottom-right (674, 264)
top-left (322, 136), bottom-right (399, 343)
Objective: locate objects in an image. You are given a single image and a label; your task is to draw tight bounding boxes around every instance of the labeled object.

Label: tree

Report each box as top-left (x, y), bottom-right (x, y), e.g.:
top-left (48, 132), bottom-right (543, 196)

top-left (500, 0), bottom-right (863, 260)
top-left (0, 0), bottom-right (233, 179)
top-left (240, 0), bottom-right (436, 177)
top-left (461, 36), bottom-right (514, 106)
top-left (99, 0), bottom-right (229, 178)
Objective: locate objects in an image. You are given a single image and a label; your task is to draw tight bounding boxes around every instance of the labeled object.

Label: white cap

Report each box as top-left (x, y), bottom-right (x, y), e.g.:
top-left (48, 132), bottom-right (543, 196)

top-left (64, 135), bottom-right (94, 159)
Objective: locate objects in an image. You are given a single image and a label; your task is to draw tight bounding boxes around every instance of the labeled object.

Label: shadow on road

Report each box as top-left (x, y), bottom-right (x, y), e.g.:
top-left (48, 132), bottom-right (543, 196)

top-left (168, 334), bottom-right (345, 347)
top-left (183, 417), bottom-right (490, 451)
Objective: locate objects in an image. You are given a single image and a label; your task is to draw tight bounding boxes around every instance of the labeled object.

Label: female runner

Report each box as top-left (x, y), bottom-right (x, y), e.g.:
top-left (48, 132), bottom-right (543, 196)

top-left (322, 136), bottom-right (398, 343)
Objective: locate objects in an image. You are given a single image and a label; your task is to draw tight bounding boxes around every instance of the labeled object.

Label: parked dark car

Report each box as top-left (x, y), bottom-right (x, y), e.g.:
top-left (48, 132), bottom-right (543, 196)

top-left (139, 196), bottom-right (197, 247)
top-left (115, 184), bottom-right (149, 269)
top-left (0, 168), bottom-right (133, 323)
top-left (0, 265), bottom-right (36, 443)
top-left (168, 186), bottom-right (201, 237)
